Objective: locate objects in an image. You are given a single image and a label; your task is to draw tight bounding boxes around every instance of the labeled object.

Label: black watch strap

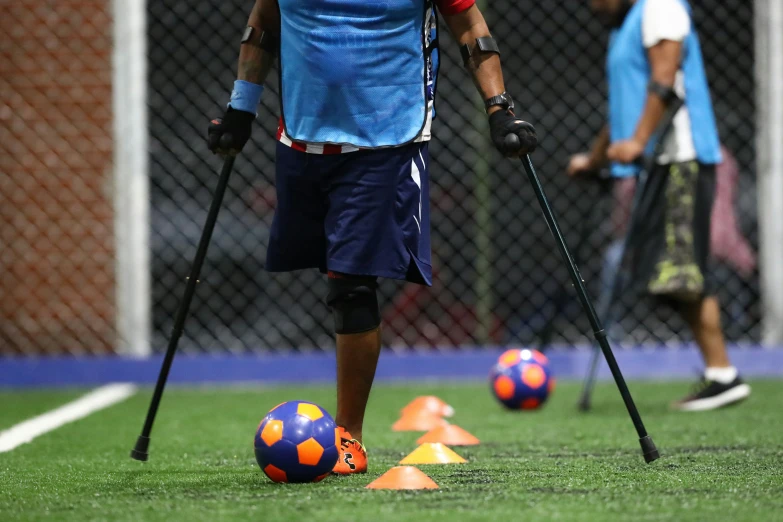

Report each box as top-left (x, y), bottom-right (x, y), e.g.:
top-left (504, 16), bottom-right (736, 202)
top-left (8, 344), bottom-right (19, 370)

top-left (485, 92), bottom-right (514, 112)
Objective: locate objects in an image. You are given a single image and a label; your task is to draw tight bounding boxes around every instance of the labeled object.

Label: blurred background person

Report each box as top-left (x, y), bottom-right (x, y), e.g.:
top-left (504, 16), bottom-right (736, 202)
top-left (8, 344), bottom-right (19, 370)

top-left (568, 0), bottom-right (751, 411)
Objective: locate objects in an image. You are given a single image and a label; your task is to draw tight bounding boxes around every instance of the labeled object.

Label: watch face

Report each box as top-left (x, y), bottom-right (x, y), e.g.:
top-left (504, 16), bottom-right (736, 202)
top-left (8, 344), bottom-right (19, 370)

top-left (242, 26), bottom-right (254, 43)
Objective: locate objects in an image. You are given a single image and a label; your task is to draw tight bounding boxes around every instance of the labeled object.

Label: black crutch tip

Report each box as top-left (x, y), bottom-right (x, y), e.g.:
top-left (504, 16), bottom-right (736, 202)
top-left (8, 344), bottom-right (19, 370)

top-left (577, 400), bottom-right (591, 412)
top-left (639, 435), bottom-right (660, 463)
top-left (130, 435), bottom-right (151, 461)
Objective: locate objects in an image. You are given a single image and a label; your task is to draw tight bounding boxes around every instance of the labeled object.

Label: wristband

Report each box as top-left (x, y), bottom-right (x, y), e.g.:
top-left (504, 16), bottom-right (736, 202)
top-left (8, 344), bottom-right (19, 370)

top-left (228, 80), bottom-right (264, 115)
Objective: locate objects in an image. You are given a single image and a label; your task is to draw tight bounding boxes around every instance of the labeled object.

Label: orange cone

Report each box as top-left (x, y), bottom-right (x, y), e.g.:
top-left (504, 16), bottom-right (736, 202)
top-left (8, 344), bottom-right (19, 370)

top-left (417, 424), bottom-right (480, 446)
top-left (401, 396), bottom-right (455, 418)
top-left (366, 466), bottom-right (439, 490)
top-left (399, 443), bottom-right (467, 464)
top-left (391, 410), bottom-right (449, 432)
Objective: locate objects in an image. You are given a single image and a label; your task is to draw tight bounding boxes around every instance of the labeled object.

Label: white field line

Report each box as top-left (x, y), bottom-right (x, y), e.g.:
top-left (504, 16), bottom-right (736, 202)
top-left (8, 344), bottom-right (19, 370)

top-left (0, 383), bottom-right (137, 453)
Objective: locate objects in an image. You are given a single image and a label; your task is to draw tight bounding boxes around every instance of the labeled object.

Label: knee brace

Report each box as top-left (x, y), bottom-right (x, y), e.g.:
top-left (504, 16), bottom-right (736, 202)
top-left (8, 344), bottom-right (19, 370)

top-left (327, 273), bottom-right (380, 334)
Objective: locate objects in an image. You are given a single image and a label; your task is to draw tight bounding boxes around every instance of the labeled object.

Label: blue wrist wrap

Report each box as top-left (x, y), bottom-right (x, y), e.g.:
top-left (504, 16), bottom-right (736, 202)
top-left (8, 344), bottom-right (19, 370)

top-left (228, 80), bottom-right (264, 115)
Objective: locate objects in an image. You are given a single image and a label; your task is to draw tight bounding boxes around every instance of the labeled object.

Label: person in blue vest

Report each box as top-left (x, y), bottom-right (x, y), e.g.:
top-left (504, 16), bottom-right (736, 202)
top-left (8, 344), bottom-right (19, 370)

top-left (207, 0), bottom-right (537, 474)
top-left (568, 0), bottom-right (751, 411)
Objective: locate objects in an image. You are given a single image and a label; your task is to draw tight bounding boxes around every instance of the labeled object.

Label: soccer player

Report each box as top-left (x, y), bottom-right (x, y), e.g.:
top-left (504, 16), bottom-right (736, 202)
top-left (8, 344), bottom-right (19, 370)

top-left (207, 0), bottom-right (537, 473)
top-left (568, 0), bottom-right (750, 410)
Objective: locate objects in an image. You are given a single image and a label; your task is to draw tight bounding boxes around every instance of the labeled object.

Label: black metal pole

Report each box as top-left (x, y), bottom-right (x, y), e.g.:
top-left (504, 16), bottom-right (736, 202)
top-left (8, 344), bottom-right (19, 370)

top-left (131, 156), bottom-right (236, 461)
top-left (577, 334), bottom-right (604, 410)
top-left (577, 196), bottom-right (636, 412)
top-left (534, 175), bottom-right (610, 352)
top-left (520, 154), bottom-right (659, 463)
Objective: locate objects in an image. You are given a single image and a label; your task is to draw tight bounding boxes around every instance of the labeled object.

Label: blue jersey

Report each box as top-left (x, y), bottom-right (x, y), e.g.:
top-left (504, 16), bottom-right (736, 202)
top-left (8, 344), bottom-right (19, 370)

top-left (278, 0), bottom-right (439, 149)
top-left (607, 0), bottom-right (721, 177)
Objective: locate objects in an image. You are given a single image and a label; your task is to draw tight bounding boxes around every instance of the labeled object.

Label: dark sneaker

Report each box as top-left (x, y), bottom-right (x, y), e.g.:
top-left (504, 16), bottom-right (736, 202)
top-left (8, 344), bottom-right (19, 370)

top-left (672, 377), bottom-right (751, 411)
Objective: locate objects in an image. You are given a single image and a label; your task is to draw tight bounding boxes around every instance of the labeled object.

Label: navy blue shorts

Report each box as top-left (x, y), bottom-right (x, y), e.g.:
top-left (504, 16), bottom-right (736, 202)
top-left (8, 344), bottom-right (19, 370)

top-left (266, 141), bottom-right (432, 285)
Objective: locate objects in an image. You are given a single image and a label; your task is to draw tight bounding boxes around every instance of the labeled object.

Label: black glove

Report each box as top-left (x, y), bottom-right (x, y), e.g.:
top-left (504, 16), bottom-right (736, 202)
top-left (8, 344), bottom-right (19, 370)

top-left (489, 109), bottom-right (538, 157)
top-left (207, 107), bottom-right (255, 155)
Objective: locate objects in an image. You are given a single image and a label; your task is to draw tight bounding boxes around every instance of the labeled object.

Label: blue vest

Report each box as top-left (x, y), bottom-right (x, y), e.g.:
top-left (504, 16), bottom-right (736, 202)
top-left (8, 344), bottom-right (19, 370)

top-left (278, 0), bottom-right (438, 148)
top-left (606, 0), bottom-right (721, 177)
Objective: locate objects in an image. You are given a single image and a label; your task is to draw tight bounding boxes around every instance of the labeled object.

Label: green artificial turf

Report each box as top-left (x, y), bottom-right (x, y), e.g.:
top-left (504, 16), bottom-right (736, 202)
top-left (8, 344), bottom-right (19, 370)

top-left (0, 390), bottom-right (85, 430)
top-left (1, 380), bottom-right (782, 521)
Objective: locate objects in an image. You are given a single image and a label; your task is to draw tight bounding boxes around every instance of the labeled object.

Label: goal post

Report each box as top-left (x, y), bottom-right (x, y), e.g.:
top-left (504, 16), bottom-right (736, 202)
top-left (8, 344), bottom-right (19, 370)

top-left (755, 0), bottom-right (783, 346)
top-left (113, 0), bottom-right (151, 356)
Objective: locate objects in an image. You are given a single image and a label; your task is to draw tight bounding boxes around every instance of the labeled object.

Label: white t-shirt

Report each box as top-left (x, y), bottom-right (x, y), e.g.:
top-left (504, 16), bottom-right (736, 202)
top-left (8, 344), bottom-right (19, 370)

top-left (642, 0), bottom-right (697, 164)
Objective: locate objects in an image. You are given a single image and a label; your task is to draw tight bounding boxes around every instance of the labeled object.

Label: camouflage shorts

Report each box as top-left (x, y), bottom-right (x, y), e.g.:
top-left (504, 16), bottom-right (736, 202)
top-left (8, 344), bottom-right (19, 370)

top-left (629, 161), bottom-right (716, 303)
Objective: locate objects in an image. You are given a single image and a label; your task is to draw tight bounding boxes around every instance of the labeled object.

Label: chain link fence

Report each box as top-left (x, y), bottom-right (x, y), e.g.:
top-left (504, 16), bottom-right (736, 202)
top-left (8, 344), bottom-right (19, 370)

top-left (1, 0), bottom-right (759, 355)
top-left (147, 0), bottom-right (758, 353)
top-left (2, 1), bottom-right (116, 355)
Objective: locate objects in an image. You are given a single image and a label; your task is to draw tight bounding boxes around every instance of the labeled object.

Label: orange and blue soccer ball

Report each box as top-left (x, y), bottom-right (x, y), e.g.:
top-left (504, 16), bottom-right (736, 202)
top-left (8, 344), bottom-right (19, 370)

top-left (254, 401), bottom-right (339, 483)
top-left (490, 348), bottom-right (555, 410)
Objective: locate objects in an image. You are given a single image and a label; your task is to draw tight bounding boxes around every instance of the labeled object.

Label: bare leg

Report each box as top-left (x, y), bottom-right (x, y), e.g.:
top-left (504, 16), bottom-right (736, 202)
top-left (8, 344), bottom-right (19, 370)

top-left (680, 295), bottom-right (731, 368)
top-left (335, 327), bottom-right (381, 443)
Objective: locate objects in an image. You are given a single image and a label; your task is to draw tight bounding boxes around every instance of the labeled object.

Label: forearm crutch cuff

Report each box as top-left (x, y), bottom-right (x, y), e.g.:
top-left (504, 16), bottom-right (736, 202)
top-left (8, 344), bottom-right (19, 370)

top-left (647, 80), bottom-right (680, 105)
top-left (241, 26), bottom-right (279, 54)
top-left (460, 36), bottom-right (500, 67)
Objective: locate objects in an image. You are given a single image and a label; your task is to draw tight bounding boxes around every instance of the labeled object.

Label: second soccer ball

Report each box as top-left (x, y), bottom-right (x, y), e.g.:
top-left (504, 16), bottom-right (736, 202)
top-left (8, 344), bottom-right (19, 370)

top-left (490, 348), bottom-right (555, 410)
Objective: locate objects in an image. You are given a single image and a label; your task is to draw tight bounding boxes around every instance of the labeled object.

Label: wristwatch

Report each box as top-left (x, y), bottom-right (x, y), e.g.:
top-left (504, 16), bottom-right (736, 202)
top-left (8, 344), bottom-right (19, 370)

top-left (485, 92), bottom-right (514, 113)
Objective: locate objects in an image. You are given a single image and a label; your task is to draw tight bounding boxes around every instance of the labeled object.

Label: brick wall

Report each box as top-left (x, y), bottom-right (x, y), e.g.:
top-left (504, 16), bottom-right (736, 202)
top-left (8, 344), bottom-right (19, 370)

top-left (1, 1), bottom-right (115, 354)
